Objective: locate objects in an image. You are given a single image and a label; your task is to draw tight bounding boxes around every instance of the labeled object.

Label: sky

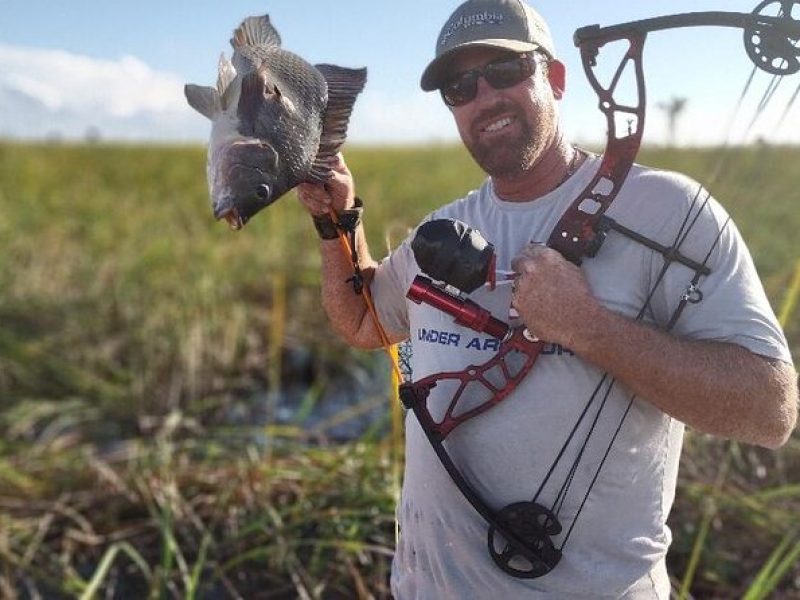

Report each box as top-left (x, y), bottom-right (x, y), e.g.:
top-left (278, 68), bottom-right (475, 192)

top-left (1, 0), bottom-right (799, 146)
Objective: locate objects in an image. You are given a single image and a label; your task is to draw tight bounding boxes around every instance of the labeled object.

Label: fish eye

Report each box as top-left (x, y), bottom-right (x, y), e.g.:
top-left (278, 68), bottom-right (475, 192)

top-left (256, 184), bottom-right (271, 201)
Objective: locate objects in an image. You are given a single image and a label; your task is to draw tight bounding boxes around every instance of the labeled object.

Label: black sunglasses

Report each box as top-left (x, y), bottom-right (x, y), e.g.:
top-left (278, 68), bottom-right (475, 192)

top-left (440, 53), bottom-right (539, 107)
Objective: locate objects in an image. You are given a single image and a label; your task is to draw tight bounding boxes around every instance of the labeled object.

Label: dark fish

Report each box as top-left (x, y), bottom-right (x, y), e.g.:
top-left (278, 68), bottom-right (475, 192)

top-left (185, 14), bottom-right (366, 229)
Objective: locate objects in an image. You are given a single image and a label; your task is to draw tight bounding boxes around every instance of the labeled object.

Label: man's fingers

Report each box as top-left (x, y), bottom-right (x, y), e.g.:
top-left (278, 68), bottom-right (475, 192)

top-left (296, 153), bottom-right (355, 216)
top-left (331, 152), bottom-right (350, 175)
top-left (511, 244), bottom-right (565, 274)
top-left (325, 169), bottom-right (351, 195)
top-left (296, 183), bottom-right (332, 216)
top-left (510, 254), bottom-right (538, 275)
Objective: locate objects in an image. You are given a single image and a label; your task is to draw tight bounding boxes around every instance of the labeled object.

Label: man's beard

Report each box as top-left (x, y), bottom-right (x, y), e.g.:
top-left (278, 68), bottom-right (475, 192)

top-left (464, 114), bottom-right (537, 178)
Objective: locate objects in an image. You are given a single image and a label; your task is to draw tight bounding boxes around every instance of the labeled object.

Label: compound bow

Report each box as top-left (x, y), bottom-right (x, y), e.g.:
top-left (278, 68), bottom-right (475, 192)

top-left (398, 0), bottom-right (800, 579)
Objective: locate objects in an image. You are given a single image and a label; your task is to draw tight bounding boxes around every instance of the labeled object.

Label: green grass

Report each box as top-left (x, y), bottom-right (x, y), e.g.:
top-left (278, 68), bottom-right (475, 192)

top-left (0, 141), bottom-right (798, 598)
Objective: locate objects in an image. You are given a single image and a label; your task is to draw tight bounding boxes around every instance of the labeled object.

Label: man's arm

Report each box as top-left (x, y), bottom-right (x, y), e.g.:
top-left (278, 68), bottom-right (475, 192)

top-left (296, 156), bottom-right (404, 350)
top-left (511, 245), bottom-right (799, 449)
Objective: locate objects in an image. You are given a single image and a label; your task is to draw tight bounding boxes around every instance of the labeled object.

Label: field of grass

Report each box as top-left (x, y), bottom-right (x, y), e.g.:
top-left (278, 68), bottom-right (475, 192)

top-left (0, 141), bottom-right (798, 598)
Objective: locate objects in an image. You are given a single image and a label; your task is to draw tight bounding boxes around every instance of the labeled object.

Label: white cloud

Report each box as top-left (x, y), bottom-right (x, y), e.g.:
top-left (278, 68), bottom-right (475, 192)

top-left (1, 44), bottom-right (795, 147)
top-left (0, 44), bottom-right (207, 141)
top-left (0, 44), bottom-right (460, 145)
top-left (6, 73), bottom-right (63, 110)
top-left (0, 43), bottom-right (688, 149)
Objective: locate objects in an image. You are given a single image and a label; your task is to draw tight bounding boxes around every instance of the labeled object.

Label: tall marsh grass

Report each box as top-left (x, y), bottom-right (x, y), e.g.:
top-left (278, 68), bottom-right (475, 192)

top-left (0, 141), bottom-right (798, 597)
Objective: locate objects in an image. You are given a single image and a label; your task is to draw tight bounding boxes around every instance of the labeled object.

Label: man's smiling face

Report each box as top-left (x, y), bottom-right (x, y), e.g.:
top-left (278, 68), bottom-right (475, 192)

top-left (446, 47), bottom-right (559, 178)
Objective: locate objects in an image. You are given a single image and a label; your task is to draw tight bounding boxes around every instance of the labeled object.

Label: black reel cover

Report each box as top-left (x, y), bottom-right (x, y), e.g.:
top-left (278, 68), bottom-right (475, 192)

top-left (411, 219), bottom-right (495, 294)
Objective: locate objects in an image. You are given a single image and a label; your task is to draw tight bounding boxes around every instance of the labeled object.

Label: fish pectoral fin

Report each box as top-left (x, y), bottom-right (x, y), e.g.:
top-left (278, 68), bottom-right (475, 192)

top-left (307, 65), bottom-right (368, 184)
top-left (185, 84), bottom-right (221, 120)
top-left (237, 69), bottom-right (275, 130)
top-left (230, 15), bottom-right (281, 50)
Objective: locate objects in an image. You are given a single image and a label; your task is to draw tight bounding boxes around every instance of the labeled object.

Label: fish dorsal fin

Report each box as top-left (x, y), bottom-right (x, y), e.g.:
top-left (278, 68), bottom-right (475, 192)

top-left (216, 53), bottom-right (240, 111)
top-left (306, 65), bottom-right (367, 184)
top-left (217, 53), bottom-right (237, 96)
top-left (184, 84), bottom-right (221, 120)
top-left (230, 15), bottom-right (281, 50)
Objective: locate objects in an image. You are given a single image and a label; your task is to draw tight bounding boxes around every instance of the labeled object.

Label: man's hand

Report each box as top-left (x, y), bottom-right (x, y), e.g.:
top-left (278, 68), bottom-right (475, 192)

top-left (510, 244), bottom-right (602, 349)
top-left (296, 154), bottom-right (356, 216)
top-left (510, 245), bottom-right (797, 448)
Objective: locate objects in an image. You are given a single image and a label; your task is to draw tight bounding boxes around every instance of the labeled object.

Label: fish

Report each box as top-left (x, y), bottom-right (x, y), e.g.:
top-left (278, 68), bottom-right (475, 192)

top-left (185, 14), bottom-right (367, 230)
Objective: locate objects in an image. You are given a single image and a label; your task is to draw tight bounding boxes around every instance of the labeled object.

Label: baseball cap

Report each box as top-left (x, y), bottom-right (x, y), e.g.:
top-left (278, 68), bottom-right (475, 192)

top-left (420, 0), bottom-right (556, 91)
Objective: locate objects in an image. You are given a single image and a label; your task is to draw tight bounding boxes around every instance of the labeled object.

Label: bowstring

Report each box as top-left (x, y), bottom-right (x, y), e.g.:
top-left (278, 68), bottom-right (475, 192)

top-left (562, 208), bottom-right (731, 547)
top-left (771, 3), bottom-right (800, 136)
top-left (708, 64), bottom-right (758, 185)
top-left (536, 186), bottom-right (719, 536)
top-left (740, 73), bottom-right (785, 144)
top-left (711, 4), bottom-right (800, 183)
top-left (534, 185), bottom-right (709, 510)
top-left (773, 78), bottom-right (800, 133)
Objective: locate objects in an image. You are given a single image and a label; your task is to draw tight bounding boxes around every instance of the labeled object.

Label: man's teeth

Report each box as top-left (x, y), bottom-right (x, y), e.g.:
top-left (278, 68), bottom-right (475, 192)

top-left (484, 117), bottom-right (513, 133)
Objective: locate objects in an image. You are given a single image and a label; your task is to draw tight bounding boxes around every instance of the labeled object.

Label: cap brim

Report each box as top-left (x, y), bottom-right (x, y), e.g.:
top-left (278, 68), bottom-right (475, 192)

top-left (420, 39), bottom-right (540, 91)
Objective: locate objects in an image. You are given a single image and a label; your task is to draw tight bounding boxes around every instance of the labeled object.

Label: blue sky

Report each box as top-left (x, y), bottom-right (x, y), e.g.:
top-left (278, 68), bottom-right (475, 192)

top-left (2, 0), bottom-right (798, 145)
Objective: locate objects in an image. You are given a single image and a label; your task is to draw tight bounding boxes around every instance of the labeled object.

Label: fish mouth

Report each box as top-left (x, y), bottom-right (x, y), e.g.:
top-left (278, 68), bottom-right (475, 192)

top-left (217, 206), bottom-right (245, 231)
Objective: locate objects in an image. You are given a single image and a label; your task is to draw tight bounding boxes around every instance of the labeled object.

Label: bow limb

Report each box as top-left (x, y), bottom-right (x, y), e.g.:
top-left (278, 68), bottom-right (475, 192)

top-left (575, 8), bottom-right (800, 76)
top-left (551, 2), bottom-right (800, 265)
top-left (547, 32), bottom-right (646, 263)
top-left (401, 378), bottom-right (562, 578)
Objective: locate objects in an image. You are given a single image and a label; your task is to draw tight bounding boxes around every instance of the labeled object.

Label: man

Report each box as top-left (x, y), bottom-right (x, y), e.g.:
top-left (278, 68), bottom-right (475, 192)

top-left (297, 0), bottom-right (798, 597)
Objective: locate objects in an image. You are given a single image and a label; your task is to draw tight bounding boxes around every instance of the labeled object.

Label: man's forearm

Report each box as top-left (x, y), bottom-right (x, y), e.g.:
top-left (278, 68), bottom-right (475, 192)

top-left (318, 224), bottom-right (388, 350)
top-left (573, 305), bottom-right (799, 449)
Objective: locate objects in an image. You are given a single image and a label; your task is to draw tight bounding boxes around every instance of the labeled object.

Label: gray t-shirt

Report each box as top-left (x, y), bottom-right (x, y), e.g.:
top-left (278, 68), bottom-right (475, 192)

top-left (371, 155), bottom-right (791, 599)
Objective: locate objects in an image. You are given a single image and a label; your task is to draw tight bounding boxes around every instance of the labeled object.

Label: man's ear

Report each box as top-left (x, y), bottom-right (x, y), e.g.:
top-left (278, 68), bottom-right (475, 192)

top-left (547, 60), bottom-right (566, 99)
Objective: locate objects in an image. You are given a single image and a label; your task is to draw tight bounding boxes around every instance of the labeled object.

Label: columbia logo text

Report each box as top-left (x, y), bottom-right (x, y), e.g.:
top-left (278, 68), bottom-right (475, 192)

top-left (440, 12), bottom-right (505, 47)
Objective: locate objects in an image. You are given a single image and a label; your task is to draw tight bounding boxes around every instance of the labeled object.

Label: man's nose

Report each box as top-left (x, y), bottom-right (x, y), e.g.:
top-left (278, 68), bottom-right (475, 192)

top-left (473, 75), bottom-right (501, 106)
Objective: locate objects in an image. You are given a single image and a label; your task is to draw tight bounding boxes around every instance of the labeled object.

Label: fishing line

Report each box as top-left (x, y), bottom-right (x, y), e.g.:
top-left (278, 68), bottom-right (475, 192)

top-left (329, 207), bottom-right (404, 383)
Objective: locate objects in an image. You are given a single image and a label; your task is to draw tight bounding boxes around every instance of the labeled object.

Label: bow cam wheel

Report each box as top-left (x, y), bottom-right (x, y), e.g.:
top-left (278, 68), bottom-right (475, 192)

top-left (486, 502), bottom-right (563, 578)
top-left (745, 0), bottom-right (800, 74)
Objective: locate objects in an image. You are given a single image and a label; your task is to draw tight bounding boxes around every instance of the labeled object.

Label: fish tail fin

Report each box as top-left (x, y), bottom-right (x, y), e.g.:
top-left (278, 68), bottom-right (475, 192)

top-left (231, 15), bottom-right (281, 49)
top-left (307, 65), bottom-right (368, 184)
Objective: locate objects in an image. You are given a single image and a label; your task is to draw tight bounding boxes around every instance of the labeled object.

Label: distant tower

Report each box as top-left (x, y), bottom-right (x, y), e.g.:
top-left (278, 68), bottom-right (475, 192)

top-left (657, 97), bottom-right (688, 147)
top-left (85, 126), bottom-right (102, 144)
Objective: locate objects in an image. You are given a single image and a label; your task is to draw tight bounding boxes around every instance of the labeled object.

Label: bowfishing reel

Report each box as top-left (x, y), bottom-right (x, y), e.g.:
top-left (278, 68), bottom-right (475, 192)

top-left (405, 219), bottom-right (512, 341)
top-left (411, 218), bottom-right (496, 294)
top-left (408, 219), bottom-right (543, 342)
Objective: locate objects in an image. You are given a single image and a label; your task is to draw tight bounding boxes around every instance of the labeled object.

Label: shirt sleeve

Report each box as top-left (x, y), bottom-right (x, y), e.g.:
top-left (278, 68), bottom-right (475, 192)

top-left (646, 189), bottom-right (792, 364)
top-left (369, 235), bottom-right (416, 340)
